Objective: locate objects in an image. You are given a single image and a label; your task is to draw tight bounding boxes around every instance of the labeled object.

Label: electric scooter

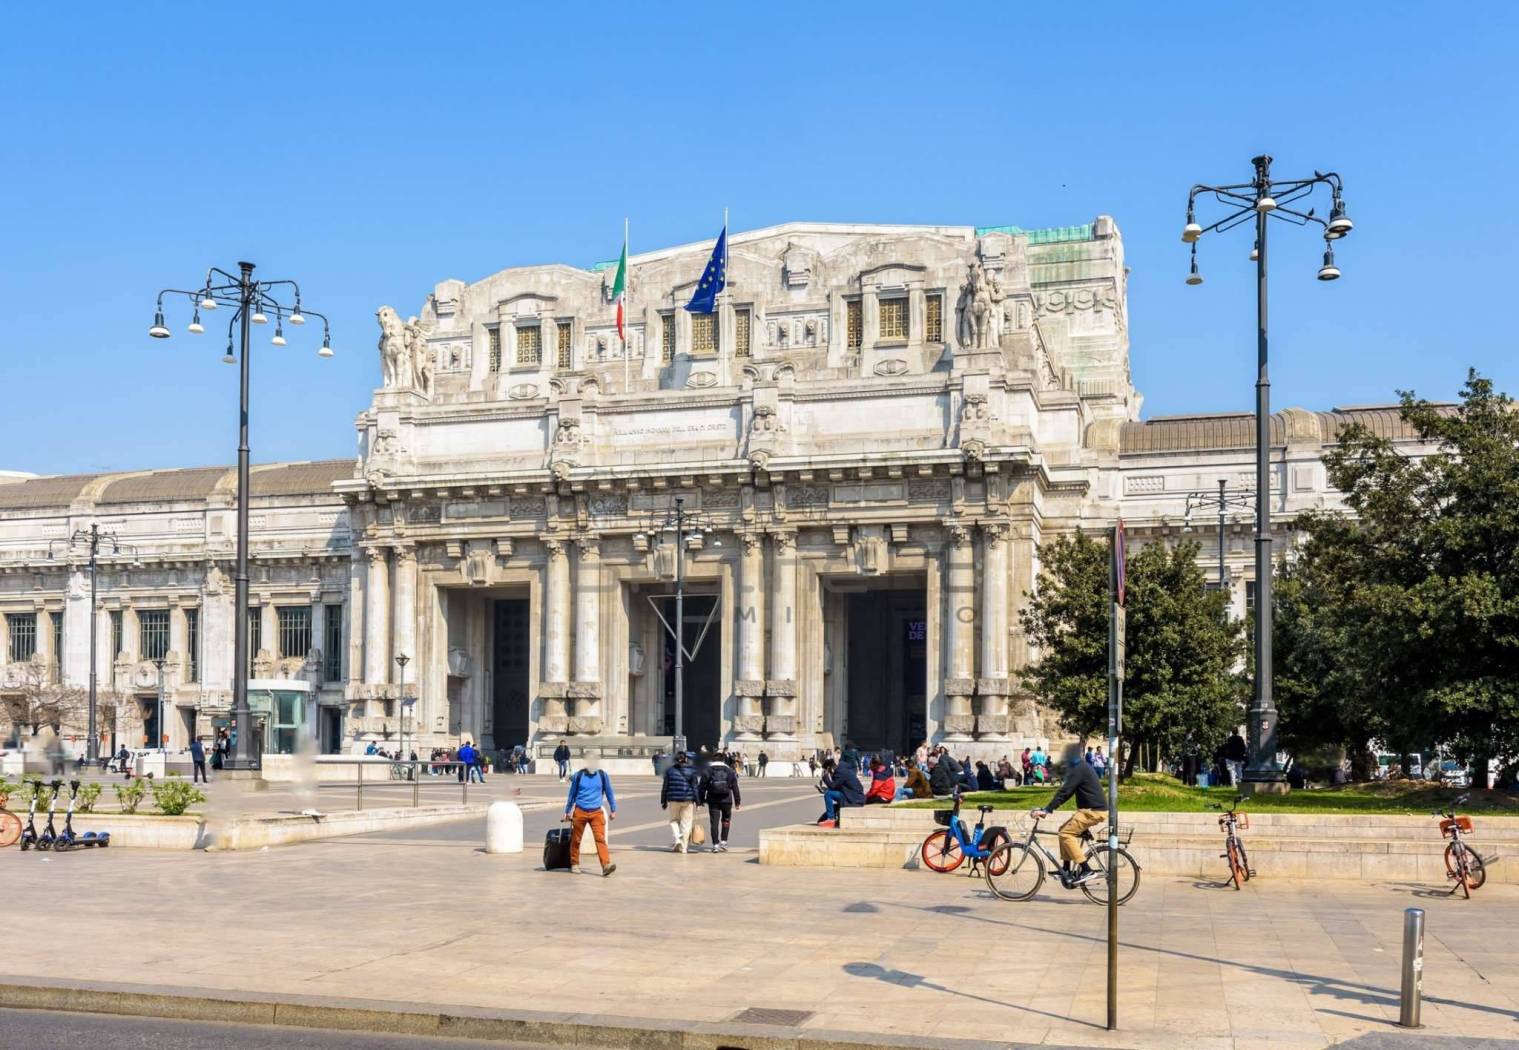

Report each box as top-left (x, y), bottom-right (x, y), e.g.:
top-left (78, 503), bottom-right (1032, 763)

top-left (66, 781), bottom-right (109, 848)
top-left (34, 780), bottom-right (61, 851)
top-left (18, 785), bottom-right (41, 851)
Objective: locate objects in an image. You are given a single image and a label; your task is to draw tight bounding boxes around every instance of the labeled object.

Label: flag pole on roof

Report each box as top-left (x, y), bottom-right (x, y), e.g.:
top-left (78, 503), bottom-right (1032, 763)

top-left (617, 217), bottom-right (629, 389)
top-left (683, 214), bottom-right (727, 315)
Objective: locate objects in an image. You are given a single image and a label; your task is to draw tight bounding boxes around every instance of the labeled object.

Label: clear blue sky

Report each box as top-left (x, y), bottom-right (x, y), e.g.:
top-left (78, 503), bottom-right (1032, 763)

top-left (3, 3), bottom-right (1515, 475)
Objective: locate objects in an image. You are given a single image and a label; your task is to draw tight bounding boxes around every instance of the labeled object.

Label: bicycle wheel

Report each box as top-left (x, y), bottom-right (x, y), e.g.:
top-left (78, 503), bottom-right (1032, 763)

top-left (920, 830), bottom-right (965, 873)
top-left (1464, 849), bottom-right (1487, 891)
top-left (985, 843), bottom-right (1045, 901)
top-left (1445, 843), bottom-right (1477, 897)
top-left (980, 830), bottom-right (1011, 876)
top-left (1236, 841), bottom-right (1252, 882)
top-left (1080, 846), bottom-right (1141, 906)
top-left (1226, 839), bottom-right (1245, 890)
top-left (0, 811), bottom-right (20, 849)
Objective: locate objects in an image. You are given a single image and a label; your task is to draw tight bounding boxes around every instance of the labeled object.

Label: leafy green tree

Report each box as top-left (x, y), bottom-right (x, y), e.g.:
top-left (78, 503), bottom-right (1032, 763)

top-left (1281, 370), bottom-right (1519, 781)
top-left (1020, 533), bottom-right (1245, 776)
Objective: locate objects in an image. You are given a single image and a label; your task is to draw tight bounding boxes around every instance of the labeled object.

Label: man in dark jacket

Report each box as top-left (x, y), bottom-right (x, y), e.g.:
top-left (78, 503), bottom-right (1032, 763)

top-left (699, 754), bottom-right (742, 851)
top-left (928, 752), bottom-right (961, 797)
top-left (1224, 730), bottom-right (1248, 787)
top-left (553, 740), bottom-right (572, 782)
top-left (661, 752), bottom-right (702, 853)
top-left (817, 757), bottom-right (865, 827)
top-left (1032, 742), bottom-right (1108, 886)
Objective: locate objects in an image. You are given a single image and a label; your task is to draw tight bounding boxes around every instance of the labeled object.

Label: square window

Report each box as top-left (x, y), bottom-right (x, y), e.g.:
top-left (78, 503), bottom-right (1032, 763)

top-left (138, 609), bottom-right (170, 663)
top-left (556, 321), bottom-right (572, 369)
top-left (277, 606), bottom-right (312, 661)
top-left (516, 325), bottom-right (542, 366)
top-left (6, 613), bottom-right (36, 663)
top-left (926, 294), bottom-right (943, 343)
top-left (735, 308), bottom-right (751, 358)
top-left (691, 313), bottom-right (717, 356)
top-left (879, 298), bottom-right (908, 341)
top-left (661, 314), bottom-right (675, 362)
top-left (846, 300), bottom-right (862, 350)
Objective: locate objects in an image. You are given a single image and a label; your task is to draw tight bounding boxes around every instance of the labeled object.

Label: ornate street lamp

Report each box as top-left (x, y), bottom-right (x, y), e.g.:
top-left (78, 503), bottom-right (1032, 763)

top-left (47, 525), bottom-right (134, 764)
top-left (394, 653), bottom-right (411, 759)
top-left (1182, 156), bottom-right (1353, 790)
top-left (1184, 479), bottom-right (1257, 599)
top-left (148, 264), bottom-right (333, 772)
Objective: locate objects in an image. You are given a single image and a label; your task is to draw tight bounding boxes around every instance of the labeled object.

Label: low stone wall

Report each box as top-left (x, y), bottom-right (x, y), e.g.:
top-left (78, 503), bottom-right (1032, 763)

top-left (60, 802), bottom-right (492, 851)
top-left (760, 806), bottom-right (1519, 883)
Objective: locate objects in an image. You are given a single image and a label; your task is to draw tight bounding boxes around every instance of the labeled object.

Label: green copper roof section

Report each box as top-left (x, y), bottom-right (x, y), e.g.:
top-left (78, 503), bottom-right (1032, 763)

top-left (588, 259), bottom-right (617, 272)
top-left (975, 223), bottom-right (1094, 244)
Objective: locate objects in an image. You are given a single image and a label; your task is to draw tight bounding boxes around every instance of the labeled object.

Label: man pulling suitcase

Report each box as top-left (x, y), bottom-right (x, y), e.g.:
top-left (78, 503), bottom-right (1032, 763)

top-left (553, 755), bottom-right (618, 876)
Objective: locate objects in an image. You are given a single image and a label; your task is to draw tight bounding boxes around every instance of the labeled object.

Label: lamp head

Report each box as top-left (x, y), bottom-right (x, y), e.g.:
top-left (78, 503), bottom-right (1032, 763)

top-left (271, 321), bottom-right (287, 347)
top-left (1255, 195), bottom-right (1277, 213)
top-left (251, 308), bottom-right (268, 325)
top-left (200, 290), bottom-right (217, 310)
top-left (1317, 246), bottom-right (1341, 281)
top-left (148, 309), bottom-right (170, 339)
top-left (1181, 221), bottom-right (1202, 244)
top-left (188, 310), bottom-right (204, 335)
top-left (222, 337), bottom-right (236, 365)
top-left (1185, 248), bottom-right (1204, 286)
top-left (1249, 242), bottom-right (1259, 262)
top-left (318, 330), bottom-right (333, 358)
top-left (1326, 197), bottom-right (1353, 239)
top-left (288, 303), bottom-right (305, 325)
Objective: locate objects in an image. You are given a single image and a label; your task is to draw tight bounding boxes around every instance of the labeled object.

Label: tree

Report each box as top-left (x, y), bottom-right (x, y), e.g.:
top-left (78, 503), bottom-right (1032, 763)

top-left (1020, 532), bottom-right (1245, 777)
top-left (3, 658), bottom-right (88, 744)
top-left (1279, 370), bottom-right (1519, 781)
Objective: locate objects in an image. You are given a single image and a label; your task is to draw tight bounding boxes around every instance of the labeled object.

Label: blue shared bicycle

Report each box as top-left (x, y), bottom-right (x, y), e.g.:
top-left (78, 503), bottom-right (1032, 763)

top-left (920, 789), bottom-right (1013, 875)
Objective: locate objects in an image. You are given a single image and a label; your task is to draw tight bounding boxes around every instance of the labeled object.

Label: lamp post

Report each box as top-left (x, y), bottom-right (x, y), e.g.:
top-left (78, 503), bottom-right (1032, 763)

top-left (48, 524), bottom-right (130, 764)
top-left (394, 653), bottom-right (410, 758)
top-left (642, 497), bottom-right (720, 754)
top-left (152, 656), bottom-right (165, 752)
top-left (1184, 479), bottom-right (1257, 597)
top-left (149, 264), bottom-right (333, 772)
top-left (1183, 155), bottom-right (1352, 789)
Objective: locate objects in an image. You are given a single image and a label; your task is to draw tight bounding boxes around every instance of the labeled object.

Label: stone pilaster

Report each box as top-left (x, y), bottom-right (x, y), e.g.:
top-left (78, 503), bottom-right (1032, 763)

top-left (976, 521), bottom-right (1011, 740)
top-left (363, 545), bottom-right (391, 685)
top-left (569, 536), bottom-right (602, 734)
top-left (942, 523), bottom-right (975, 742)
top-left (539, 538), bottom-right (571, 733)
top-left (765, 530), bottom-right (798, 740)
top-left (391, 543), bottom-right (418, 674)
top-left (733, 531), bottom-right (766, 740)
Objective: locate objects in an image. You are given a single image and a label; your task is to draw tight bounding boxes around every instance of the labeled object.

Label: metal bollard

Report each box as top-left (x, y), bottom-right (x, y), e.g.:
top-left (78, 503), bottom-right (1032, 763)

top-left (356, 761), bottom-right (364, 811)
top-left (413, 761), bottom-right (421, 807)
top-left (462, 765), bottom-right (469, 805)
top-left (1399, 907), bottom-right (1424, 1028)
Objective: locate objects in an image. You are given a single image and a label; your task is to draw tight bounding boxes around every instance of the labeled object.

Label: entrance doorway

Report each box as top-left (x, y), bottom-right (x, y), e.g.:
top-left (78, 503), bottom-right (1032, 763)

top-left (845, 583), bottom-right (927, 756)
top-left (321, 707), bottom-right (343, 754)
top-left (657, 594), bottom-right (720, 751)
top-left (140, 697), bottom-right (160, 749)
top-left (492, 598), bottom-right (531, 749)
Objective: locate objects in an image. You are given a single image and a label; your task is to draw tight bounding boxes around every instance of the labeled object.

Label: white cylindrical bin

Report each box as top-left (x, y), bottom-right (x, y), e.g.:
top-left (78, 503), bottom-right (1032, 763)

top-left (485, 801), bottom-right (524, 854)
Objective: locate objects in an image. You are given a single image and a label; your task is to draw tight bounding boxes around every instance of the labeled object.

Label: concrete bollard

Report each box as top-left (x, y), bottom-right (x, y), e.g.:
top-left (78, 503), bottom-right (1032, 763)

top-left (1399, 907), bottom-right (1424, 1028)
top-left (486, 801), bottom-right (524, 854)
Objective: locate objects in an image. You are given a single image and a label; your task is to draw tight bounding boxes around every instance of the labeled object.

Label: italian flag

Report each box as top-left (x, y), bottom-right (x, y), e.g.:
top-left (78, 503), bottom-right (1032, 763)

top-left (611, 231), bottom-right (628, 341)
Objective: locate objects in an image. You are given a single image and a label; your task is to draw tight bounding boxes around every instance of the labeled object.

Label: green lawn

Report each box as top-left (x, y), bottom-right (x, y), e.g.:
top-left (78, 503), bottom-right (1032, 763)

top-left (899, 773), bottom-right (1519, 815)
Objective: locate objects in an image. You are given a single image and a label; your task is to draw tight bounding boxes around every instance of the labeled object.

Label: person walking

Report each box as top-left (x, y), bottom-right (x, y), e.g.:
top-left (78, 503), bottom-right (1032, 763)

top-left (553, 740), bottom-right (571, 782)
top-left (699, 752), bottom-right (742, 851)
top-left (757, 750), bottom-right (769, 778)
top-left (1030, 741), bottom-right (1108, 887)
top-left (562, 755), bottom-right (617, 876)
top-left (1224, 730), bottom-right (1248, 787)
top-left (471, 744), bottom-right (486, 783)
top-left (190, 736), bottom-right (209, 783)
top-left (213, 729), bottom-right (229, 770)
top-left (660, 751), bottom-right (701, 853)
top-left (456, 740), bottom-right (476, 782)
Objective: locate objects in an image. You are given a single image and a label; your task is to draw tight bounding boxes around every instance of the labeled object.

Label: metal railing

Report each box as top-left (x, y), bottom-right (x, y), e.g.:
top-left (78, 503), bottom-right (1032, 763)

top-left (318, 759), bottom-right (480, 811)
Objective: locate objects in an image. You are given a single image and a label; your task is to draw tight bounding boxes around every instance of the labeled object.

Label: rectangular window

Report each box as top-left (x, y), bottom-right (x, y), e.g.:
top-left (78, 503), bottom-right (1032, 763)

top-left (248, 609), bottom-right (262, 678)
top-left (487, 327), bottom-right (502, 371)
top-left (277, 605), bottom-right (313, 660)
top-left (556, 321), bottom-right (572, 369)
top-left (516, 324), bottom-right (542, 366)
top-left (7, 613), bottom-right (36, 663)
top-left (51, 612), bottom-right (63, 670)
top-left (185, 607), bottom-right (199, 683)
top-left (846, 299), bottom-right (862, 349)
top-left (734, 307), bottom-right (751, 358)
top-left (925, 293), bottom-right (943, 342)
top-left (878, 298), bottom-right (908, 342)
top-left (691, 312), bottom-right (717, 356)
top-left (110, 610), bottom-right (123, 659)
top-left (324, 604), bottom-right (344, 683)
top-left (1245, 581), bottom-right (1257, 613)
top-left (661, 313), bottom-right (675, 362)
top-left (138, 609), bottom-right (170, 663)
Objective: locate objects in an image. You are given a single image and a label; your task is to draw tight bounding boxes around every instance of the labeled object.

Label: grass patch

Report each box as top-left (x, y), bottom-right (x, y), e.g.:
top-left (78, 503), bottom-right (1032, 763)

top-left (899, 772), bottom-right (1519, 815)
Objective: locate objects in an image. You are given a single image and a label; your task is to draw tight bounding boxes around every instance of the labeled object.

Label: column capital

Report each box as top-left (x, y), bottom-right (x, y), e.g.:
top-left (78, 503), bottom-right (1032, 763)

top-left (740, 531), bottom-right (765, 555)
top-left (770, 529), bottom-right (797, 553)
top-left (945, 521), bottom-right (973, 548)
top-left (363, 544), bottom-right (389, 565)
top-left (391, 543), bottom-right (417, 564)
top-left (573, 535), bottom-right (601, 560)
top-left (544, 538), bottom-right (568, 559)
top-left (979, 520), bottom-right (1011, 547)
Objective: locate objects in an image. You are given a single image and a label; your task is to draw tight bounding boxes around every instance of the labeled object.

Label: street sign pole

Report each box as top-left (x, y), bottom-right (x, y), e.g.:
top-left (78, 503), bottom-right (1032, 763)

top-left (1107, 522), bottom-right (1125, 1031)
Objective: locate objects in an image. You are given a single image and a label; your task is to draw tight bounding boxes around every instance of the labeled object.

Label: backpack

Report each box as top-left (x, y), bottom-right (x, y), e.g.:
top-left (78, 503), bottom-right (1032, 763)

top-left (705, 765), bottom-right (734, 799)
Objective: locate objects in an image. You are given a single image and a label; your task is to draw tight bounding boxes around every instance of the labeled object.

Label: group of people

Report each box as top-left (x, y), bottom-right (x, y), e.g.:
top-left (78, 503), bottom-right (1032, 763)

top-left (659, 750), bottom-right (743, 853)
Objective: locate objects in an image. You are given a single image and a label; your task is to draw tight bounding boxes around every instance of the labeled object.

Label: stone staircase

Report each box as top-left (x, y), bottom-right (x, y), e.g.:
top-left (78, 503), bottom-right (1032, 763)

top-left (759, 805), bottom-right (1519, 883)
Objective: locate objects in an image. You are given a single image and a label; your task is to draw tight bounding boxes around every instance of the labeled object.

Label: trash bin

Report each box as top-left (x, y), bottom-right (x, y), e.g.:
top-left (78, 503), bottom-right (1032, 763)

top-left (653, 753), bottom-right (674, 777)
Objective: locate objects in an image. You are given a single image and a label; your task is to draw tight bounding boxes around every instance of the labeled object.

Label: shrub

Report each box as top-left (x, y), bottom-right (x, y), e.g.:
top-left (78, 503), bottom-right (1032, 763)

top-left (76, 782), bottom-right (103, 813)
top-left (114, 779), bottom-right (147, 814)
top-left (151, 776), bottom-right (206, 816)
top-left (0, 776), bottom-right (15, 807)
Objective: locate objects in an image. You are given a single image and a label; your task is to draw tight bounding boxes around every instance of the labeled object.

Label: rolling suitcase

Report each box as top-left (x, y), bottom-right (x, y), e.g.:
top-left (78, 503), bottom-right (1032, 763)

top-left (543, 826), bottom-right (573, 870)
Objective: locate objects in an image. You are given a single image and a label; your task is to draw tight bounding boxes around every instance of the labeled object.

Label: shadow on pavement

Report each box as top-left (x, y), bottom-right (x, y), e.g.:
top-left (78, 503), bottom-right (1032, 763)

top-left (841, 961), bottom-right (1104, 1030)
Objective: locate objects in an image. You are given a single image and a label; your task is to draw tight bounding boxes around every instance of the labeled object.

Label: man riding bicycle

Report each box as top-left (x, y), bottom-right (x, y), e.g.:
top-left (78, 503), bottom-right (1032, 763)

top-left (1030, 741), bottom-right (1106, 886)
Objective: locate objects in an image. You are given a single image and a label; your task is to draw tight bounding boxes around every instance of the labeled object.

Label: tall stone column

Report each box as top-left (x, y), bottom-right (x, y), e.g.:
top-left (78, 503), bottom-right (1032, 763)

top-left (765, 530), bottom-right (798, 741)
top-left (977, 522), bottom-right (1011, 741)
top-left (363, 545), bottom-right (391, 685)
top-left (733, 532), bottom-right (766, 741)
top-left (570, 537), bottom-right (602, 734)
top-left (538, 539), bottom-right (571, 733)
top-left (391, 544), bottom-right (418, 677)
top-left (942, 523), bottom-right (975, 742)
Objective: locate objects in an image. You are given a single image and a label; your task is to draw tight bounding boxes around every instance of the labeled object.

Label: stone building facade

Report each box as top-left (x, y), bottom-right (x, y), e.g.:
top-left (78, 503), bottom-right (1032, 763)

top-left (0, 219), bottom-right (1439, 761)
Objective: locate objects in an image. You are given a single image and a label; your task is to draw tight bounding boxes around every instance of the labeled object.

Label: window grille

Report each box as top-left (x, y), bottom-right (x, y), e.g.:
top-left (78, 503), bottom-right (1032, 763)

top-left (735, 308), bottom-right (751, 357)
top-left (324, 604), bottom-right (344, 682)
top-left (248, 609), bottom-right (262, 677)
top-left (846, 300), bottom-right (862, 349)
top-left (879, 298), bottom-right (908, 341)
top-left (661, 314), bottom-right (675, 362)
top-left (110, 610), bottom-right (123, 658)
top-left (51, 612), bottom-right (63, 670)
top-left (138, 609), bottom-right (170, 663)
top-left (7, 613), bottom-right (36, 663)
top-left (691, 313), bottom-right (717, 356)
top-left (185, 607), bottom-right (199, 682)
top-left (487, 327), bottom-right (501, 371)
top-left (516, 324), bottom-right (542, 366)
top-left (277, 605), bottom-right (312, 660)
top-left (925, 293), bottom-right (943, 343)
top-left (556, 321), bottom-right (572, 369)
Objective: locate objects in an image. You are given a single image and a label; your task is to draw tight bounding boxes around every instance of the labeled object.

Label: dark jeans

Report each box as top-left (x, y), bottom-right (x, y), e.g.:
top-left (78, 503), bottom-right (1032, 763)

top-left (707, 798), bottom-right (732, 844)
top-left (557, 760), bottom-right (569, 778)
top-left (192, 760), bottom-right (208, 783)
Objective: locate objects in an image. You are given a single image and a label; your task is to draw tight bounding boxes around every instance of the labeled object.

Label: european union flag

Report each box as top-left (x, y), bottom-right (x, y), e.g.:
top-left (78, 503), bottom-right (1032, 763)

top-left (684, 226), bottom-right (727, 314)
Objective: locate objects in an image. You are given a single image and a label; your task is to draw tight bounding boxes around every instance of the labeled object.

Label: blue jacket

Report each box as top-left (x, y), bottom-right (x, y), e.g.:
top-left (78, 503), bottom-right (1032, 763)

top-left (661, 763), bottom-right (701, 805)
top-left (458, 744), bottom-right (476, 766)
top-left (828, 764), bottom-right (866, 806)
top-left (566, 769), bottom-right (617, 814)
top-left (190, 741), bottom-right (205, 762)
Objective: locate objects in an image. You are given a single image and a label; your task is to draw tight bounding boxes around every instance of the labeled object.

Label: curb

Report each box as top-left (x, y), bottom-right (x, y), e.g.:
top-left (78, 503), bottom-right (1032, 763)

top-left (0, 977), bottom-right (1063, 1050)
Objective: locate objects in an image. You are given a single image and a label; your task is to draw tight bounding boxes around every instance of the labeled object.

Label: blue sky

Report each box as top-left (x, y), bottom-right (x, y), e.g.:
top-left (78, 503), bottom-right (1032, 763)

top-left (3, 3), bottom-right (1515, 475)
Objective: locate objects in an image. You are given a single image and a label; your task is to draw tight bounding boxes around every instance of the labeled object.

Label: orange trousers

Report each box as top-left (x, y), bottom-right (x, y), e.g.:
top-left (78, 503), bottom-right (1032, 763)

top-left (570, 806), bottom-right (611, 868)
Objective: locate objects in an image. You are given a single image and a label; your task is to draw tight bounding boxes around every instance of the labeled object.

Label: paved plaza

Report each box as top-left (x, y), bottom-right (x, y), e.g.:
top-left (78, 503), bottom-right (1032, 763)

top-left (3, 789), bottom-right (1517, 1050)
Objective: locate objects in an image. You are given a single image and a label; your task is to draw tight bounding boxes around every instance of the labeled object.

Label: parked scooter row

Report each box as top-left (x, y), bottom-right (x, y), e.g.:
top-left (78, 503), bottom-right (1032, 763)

top-left (19, 780), bottom-right (110, 851)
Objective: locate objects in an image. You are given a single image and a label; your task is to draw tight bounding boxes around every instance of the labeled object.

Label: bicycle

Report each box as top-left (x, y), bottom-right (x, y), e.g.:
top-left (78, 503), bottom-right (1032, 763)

top-left (984, 812), bottom-right (1141, 905)
top-left (1209, 794), bottom-right (1253, 889)
top-left (0, 786), bottom-right (20, 849)
top-left (920, 789), bottom-right (1013, 876)
top-left (1436, 793), bottom-right (1486, 899)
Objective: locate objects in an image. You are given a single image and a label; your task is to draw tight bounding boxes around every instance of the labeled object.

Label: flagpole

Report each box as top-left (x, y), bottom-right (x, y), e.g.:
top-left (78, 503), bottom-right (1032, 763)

top-left (622, 216), bottom-right (630, 390)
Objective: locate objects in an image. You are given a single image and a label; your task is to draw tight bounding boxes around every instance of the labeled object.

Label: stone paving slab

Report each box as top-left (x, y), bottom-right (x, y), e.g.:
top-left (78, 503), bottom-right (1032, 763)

top-left (1, 827), bottom-right (1515, 1049)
